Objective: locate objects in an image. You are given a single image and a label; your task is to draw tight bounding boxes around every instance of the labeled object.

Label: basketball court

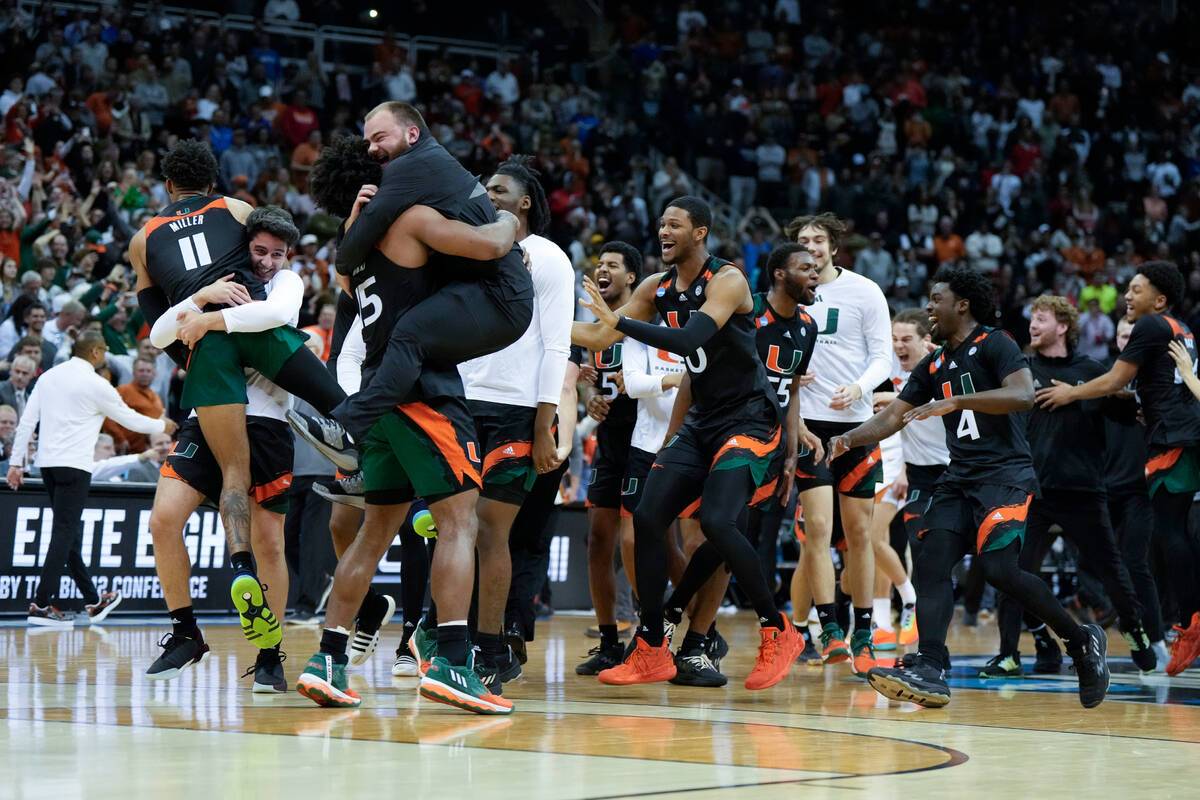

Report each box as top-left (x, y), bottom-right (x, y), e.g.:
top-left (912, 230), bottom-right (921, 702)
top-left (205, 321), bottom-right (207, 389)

top-left (5, 611), bottom-right (1197, 798)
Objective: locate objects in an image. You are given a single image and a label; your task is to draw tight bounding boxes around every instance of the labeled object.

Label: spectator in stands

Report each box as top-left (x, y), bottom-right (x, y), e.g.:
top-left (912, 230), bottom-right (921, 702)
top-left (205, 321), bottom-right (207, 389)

top-left (1078, 298), bottom-right (1115, 362)
top-left (0, 354), bottom-right (36, 416)
top-left (102, 355), bottom-right (163, 454)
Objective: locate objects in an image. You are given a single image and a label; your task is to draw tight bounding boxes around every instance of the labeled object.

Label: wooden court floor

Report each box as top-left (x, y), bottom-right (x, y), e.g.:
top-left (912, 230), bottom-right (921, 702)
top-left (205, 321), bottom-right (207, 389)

top-left (3, 610), bottom-right (1199, 799)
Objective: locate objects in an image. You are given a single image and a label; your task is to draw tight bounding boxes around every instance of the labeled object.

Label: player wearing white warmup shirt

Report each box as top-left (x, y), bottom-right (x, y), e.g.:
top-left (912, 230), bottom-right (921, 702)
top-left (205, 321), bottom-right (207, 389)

top-left (460, 157), bottom-right (574, 692)
top-left (788, 212), bottom-right (893, 675)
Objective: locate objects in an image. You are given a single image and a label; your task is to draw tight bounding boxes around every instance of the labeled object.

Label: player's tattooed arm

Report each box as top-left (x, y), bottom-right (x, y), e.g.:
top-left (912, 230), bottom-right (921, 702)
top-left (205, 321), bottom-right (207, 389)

top-left (827, 397), bottom-right (913, 463)
top-left (573, 271), bottom-right (664, 351)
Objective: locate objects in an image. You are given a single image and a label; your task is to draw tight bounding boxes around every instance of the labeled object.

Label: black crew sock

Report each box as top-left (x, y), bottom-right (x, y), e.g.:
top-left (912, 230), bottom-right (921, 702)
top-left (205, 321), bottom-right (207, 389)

top-left (681, 630), bottom-right (707, 655)
top-left (230, 551), bottom-right (254, 574)
top-left (400, 620), bottom-right (416, 648)
top-left (356, 590), bottom-right (387, 633)
top-left (477, 631), bottom-right (505, 659)
top-left (706, 622), bottom-right (717, 637)
top-left (425, 601), bottom-right (439, 629)
top-left (816, 603), bottom-right (838, 629)
top-left (854, 606), bottom-right (873, 636)
top-left (438, 622), bottom-right (470, 665)
top-left (638, 621), bottom-right (664, 647)
top-left (320, 628), bottom-right (349, 663)
top-left (918, 642), bottom-right (950, 672)
top-left (169, 606), bottom-right (199, 638)
top-left (664, 606), bottom-right (684, 625)
top-left (836, 597), bottom-right (851, 632)
top-left (599, 624), bottom-right (619, 650)
top-left (1029, 622), bottom-right (1054, 644)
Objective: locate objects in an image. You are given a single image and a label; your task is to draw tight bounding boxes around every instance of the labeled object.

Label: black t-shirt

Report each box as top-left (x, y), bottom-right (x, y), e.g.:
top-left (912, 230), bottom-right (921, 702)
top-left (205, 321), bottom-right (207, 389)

top-left (1102, 379), bottom-right (1147, 493)
top-left (1116, 314), bottom-right (1200, 448)
top-left (1025, 351), bottom-right (1107, 494)
top-left (144, 194), bottom-right (264, 306)
top-left (751, 292), bottom-right (818, 410)
top-left (653, 257), bottom-right (779, 425)
top-left (899, 325), bottom-right (1037, 491)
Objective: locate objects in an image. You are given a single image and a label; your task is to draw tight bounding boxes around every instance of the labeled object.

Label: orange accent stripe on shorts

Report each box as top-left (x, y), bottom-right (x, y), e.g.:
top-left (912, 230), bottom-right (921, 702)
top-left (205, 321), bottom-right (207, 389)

top-left (837, 445), bottom-right (882, 494)
top-left (482, 440), bottom-right (532, 475)
top-left (252, 472), bottom-right (293, 503)
top-left (159, 460), bottom-right (185, 481)
top-left (903, 511), bottom-right (920, 523)
top-left (1145, 447), bottom-right (1183, 478)
top-left (710, 426), bottom-right (781, 467)
top-left (681, 497), bottom-right (701, 519)
top-left (751, 478), bottom-right (778, 506)
top-left (143, 197), bottom-right (230, 237)
top-left (396, 402), bottom-right (482, 486)
top-left (975, 495), bottom-right (1032, 553)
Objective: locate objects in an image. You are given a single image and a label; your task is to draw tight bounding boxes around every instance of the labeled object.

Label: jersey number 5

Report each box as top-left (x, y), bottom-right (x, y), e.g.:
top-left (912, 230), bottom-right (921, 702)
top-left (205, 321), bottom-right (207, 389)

top-left (356, 276), bottom-right (383, 327)
top-left (177, 232), bottom-right (211, 271)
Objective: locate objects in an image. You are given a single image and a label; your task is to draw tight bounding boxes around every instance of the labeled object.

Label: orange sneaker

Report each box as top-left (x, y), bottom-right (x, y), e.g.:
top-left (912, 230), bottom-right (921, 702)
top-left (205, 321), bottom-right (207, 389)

top-left (819, 623), bottom-right (851, 664)
top-left (872, 627), bottom-right (898, 651)
top-left (597, 636), bottom-right (676, 685)
top-left (1166, 612), bottom-right (1200, 676)
top-left (850, 630), bottom-right (877, 675)
top-left (898, 604), bottom-right (918, 646)
top-left (745, 615), bottom-right (801, 690)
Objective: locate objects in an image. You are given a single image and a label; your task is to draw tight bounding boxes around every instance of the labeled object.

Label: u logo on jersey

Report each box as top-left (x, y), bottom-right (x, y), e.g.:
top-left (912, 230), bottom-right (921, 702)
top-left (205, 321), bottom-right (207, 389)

top-left (818, 307), bottom-right (839, 335)
top-left (466, 442), bottom-right (481, 464)
top-left (765, 344), bottom-right (802, 375)
top-left (595, 343), bottom-right (623, 368)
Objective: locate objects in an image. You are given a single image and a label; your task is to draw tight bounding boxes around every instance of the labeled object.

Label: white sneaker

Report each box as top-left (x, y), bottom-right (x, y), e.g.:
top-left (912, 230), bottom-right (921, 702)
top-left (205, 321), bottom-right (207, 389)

top-left (1151, 640), bottom-right (1170, 673)
top-left (392, 653), bottom-right (419, 677)
top-left (348, 594), bottom-right (396, 666)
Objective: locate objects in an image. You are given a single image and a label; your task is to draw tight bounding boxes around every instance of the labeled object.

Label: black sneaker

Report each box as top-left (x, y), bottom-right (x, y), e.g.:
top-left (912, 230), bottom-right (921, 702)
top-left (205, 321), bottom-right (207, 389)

top-left (475, 645), bottom-right (522, 690)
top-left (244, 648), bottom-right (288, 693)
top-left (961, 610), bottom-right (978, 627)
top-left (505, 622), bottom-right (528, 665)
top-left (669, 651), bottom-right (728, 687)
top-left (312, 473), bottom-right (365, 509)
top-left (978, 653), bottom-right (1023, 678)
top-left (286, 609), bottom-right (321, 627)
top-left (866, 654), bottom-right (951, 708)
top-left (705, 629), bottom-right (729, 670)
top-left (1069, 624), bottom-right (1110, 709)
top-left (286, 409), bottom-right (359, 472)
top-left (146, 632), bottom-right (211, 680)
top-left (1124, 623), bottom-right (1157, 672)
top-left (796, 640), bottom-right (821, 665)
top-left (1033, 635), bottom-right (1063, 674)
top-left (576, 642), bottom-right (624, 675)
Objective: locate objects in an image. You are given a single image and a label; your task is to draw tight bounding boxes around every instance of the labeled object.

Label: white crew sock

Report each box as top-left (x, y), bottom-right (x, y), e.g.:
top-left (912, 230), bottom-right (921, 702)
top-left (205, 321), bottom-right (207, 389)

top-left (897, 579), bottom-right (917, 606)
top-left (873, 598), bottom-right (894, 631)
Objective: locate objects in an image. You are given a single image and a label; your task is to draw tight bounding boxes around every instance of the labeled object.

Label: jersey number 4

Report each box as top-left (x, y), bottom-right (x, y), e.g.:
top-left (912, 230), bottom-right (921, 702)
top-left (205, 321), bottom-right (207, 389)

top-left (177, 232), bottom-right (211, 271)
top-left (941, 372), bottom-right (980, 440)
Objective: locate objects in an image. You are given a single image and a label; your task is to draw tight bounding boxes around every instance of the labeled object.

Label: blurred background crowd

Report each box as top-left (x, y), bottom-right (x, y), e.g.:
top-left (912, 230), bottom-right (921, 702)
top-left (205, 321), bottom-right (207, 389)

top-left (0, 0), bottom-right (1198, 473)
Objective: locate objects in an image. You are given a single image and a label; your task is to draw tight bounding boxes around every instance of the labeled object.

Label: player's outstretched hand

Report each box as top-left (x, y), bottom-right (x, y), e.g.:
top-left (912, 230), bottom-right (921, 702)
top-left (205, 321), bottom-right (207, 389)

top-left (579, 276), bottom-right (619, 328)
top-left (903, 398), bottom-right (958, 423)
top-left (825, 434), bottom-right (850, 464)
top-left (828, 383), bottom-right (862, 411)
top-left (1034, 379), bottom-right (1076, 411)
top-left (800, 427), bottom-right (824, 465)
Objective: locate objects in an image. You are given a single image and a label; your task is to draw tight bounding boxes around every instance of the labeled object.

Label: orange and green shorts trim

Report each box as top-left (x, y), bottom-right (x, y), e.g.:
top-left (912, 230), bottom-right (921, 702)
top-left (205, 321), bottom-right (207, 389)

top-left (1145, 446), bottom-right (1200, 498)
top-left (361, 399), bottom-right (481, 506)
top-left (711, 425), bottom-right (782, 487)
top-left (919, 483), bottom-right (1032, 555)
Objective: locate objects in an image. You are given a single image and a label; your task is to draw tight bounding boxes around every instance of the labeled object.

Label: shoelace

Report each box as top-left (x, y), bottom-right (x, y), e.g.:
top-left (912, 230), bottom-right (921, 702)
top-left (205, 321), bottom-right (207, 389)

top-left (316, 417), bottom-right (346, 446)
top-left (241, 649), bottom-right (288, 679)
top-left (157, 632), bottom-right (189, 653)
top-left (681, 652), bottom-right (718, 672)
top-left (757, 630), bottom-right (780, 664)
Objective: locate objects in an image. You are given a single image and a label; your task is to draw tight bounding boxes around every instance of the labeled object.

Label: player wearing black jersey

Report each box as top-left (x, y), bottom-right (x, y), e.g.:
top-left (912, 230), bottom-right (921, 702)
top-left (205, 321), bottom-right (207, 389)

top-left (659, 243), bottom-right (822, 687)
top-left (579, 242), bottom-right (641, 664)
top-left (130, 140), bottom-right (349, 654)
top-left (981, 296), bottom-right (1154, 678)
top-left (298, 102), bottom-right (534, 448)
top-left (1039, 261), bottom-right (1200, 676)
top-left (573, 196), bottom-right (801, 691)
top-left (829, 265), bottom-right (1109, 709)
top-left (294, 135), bottom-right (520, 714)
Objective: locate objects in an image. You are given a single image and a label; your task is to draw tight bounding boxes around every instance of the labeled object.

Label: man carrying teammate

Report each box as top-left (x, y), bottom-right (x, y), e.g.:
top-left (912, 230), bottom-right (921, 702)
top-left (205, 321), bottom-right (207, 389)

top-left (788, 212), bottom-right (894, 674)
top-left (574, 196), bottom-right (800, 691)
top-left (1038, 262), bottom-right (1200, 675)
top-left (980, 296), bottom-right (1154, 677)
top-left (143, 206), bottom-right (304, 690)
top-left (131, 140), bottom-right (349, 654)
top-left (294, 135), bottom-right (520, 713)
top-left (828, 265), bottom-right (1109, 709)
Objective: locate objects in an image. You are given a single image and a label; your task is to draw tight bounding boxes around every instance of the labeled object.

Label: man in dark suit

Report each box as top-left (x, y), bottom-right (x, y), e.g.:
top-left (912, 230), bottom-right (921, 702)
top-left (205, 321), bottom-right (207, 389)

top-left (0, 354), bottom-right (37, 416)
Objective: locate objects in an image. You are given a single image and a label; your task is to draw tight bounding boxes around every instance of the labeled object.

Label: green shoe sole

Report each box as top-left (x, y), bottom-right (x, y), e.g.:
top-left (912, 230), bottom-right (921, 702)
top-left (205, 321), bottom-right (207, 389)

top-left (231, 574), bottom-right (282, 649)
